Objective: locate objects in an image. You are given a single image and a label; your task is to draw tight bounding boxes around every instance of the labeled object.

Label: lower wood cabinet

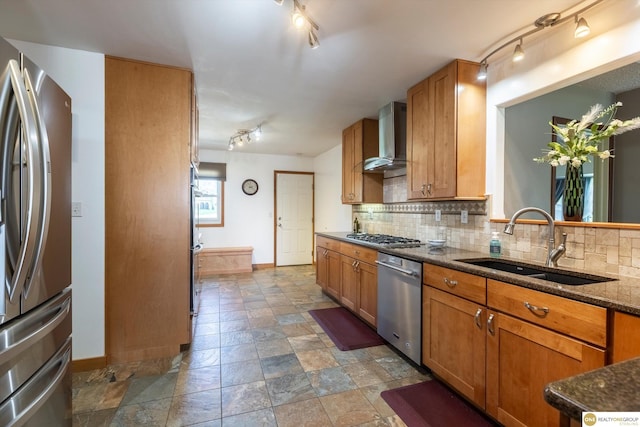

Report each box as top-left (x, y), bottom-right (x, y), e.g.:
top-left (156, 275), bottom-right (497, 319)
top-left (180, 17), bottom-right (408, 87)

top-left (611, 311), bottom-right (640, 363)
top-left (486, 310), bottom-right (605, 427)
top-left (315, 236), bottom-right (377, 327)
top-left (422, 263), bottom-right (607, 427)
top-left (423, 286), bottom-right (486, 407)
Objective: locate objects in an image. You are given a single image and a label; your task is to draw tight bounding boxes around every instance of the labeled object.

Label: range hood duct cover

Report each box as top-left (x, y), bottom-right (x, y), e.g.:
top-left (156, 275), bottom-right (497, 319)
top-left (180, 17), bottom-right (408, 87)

top-left (364, 101), bottom-right (407, 171)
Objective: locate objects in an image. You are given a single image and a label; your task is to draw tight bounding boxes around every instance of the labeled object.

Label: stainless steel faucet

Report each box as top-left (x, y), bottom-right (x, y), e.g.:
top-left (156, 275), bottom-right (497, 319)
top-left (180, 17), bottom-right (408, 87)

top-left (503, 207), bottom-right (567, 267)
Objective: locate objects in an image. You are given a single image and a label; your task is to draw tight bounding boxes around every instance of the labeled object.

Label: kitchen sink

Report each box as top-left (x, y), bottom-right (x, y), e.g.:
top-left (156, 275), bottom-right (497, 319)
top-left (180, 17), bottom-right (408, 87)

top-left (457, 258), bottom-right (613, 285)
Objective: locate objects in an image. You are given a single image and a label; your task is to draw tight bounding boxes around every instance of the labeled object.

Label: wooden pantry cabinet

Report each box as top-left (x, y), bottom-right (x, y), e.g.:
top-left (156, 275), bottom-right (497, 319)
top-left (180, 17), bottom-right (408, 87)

top-left (406, 59), bottom-right (486, 200)
top-left (341, 119), bottom-right (383, 204)
top-left (422, 264), bottom-right (607, 427)
top-left (105, 57), bottom-right (194, 363)
top-left (315, 236), bottom-right (378, 327)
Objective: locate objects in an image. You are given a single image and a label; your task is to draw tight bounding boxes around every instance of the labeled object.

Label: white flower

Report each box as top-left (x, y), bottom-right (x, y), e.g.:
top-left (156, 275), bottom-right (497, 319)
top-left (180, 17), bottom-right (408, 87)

top-left (534, 102), bottom-right (640, 167)
top-left (598, 150), bottom-right (612, 160)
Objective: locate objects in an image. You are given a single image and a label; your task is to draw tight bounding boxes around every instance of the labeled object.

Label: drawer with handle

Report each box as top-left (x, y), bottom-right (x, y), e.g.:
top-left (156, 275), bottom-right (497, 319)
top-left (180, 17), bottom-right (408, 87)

top-left (339, 242), bottom-right (377, 264)
top-left (316, 236), bottom-right (341, 252)
top-left (424, 263), bottom-right (486, 305)
top-left (487, 279), bottom-right (607, 347)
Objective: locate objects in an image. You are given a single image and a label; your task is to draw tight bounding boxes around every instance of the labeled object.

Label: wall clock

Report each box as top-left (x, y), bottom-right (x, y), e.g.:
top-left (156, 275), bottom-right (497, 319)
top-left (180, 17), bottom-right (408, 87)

top-left (242, 179), bottom-right (259, 195)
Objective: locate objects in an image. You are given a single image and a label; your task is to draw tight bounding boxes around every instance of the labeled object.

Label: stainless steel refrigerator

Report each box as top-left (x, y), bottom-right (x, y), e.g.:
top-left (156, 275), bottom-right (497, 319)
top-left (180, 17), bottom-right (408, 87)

top-left (0, 37), bottom-right (72, 426)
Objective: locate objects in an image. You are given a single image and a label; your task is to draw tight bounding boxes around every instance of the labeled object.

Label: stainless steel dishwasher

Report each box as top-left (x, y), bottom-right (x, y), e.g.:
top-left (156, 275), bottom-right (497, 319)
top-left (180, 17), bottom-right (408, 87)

top-left (376, 252), bottom-right (422, 364)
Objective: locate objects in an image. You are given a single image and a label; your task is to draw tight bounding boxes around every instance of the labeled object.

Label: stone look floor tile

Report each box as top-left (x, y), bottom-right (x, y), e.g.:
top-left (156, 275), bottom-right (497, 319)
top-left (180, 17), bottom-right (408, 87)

top-left (220, 380), bottom-right (271, 417)
top-left (273, 397), bottom-right (333, 427)
top-left (70, 265), bottom-right (426, 426)
top-left (319, 389), bottom-right (380, 426)
top-left (296, 348), bottom-right (340, 372)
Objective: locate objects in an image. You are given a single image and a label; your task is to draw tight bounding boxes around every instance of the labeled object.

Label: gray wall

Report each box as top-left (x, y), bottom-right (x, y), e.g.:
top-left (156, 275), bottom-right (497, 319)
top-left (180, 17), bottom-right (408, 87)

top-left (613, 88), bottom-right (640, 223)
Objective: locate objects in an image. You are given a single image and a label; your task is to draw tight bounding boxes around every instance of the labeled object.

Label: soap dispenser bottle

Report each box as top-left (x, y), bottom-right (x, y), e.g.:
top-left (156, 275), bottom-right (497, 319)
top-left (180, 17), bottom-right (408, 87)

top-left (490, 232), bottom-right (501, 258)
top-left (353, 217), bottom-right (360, 233)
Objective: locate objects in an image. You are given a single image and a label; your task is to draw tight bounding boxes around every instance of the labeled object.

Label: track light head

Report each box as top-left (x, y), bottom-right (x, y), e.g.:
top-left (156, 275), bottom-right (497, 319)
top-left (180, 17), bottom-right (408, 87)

top-left (512, 40), bottom-right (525, 62)
top-left (292, 5), bottom-right (307, 28)
top-left (477, 61), bottom-right (488, 81)
top-left (308, 29), bottom-right (320, 49)
top-left (574, 16), bottom-right (590, 38)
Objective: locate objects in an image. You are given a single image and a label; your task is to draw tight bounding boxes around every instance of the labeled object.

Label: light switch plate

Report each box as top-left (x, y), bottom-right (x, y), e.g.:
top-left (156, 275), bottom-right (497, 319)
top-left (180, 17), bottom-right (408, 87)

top-left (72, 202), bottom-right (82, 217)
top-left (435, 210), bottom-right (441, 222)
top-left (461, 210), bottom-right (468, 224)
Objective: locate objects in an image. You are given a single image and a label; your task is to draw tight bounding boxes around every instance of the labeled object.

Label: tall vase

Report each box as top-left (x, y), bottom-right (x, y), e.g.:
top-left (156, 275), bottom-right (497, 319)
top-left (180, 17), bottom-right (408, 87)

top-left (563, 165), bottom-right (584, 221)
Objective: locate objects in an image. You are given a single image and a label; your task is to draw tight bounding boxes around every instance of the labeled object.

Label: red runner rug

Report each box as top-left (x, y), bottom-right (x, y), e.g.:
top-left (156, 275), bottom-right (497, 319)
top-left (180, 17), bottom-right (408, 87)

top-left (381, 380), bottom-right (498, 427)
top-left (308, 307), bottom-right (384, 351)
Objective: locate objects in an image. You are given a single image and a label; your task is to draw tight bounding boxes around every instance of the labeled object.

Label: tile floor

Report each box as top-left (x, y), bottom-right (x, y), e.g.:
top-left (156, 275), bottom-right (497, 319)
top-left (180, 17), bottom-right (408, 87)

top-left (72, 265), bottom-right (431, 426)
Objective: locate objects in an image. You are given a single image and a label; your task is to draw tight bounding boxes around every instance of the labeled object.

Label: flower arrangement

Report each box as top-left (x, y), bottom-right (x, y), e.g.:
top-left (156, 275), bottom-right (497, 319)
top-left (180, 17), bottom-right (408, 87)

top-left (534, 102), bottom-right (640, 167)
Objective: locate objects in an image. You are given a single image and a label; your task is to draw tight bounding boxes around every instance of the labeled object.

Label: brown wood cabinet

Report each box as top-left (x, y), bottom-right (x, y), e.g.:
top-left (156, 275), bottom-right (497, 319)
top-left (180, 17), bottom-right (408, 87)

top-left (611, 311), bottom-right (640, 363)
top-left (315, 236), bottom-right (378, 327)
top-left (105, 57), bottom-right (193, 363)
top-left (341, 119), bottom-right (383, 204)
top-left (423, 285), bottom-right (486, 407)
top-left (406, 59), bottom-right (486, 200)
top-left (486, 310), bottom-right (605, 427)
top-left (485, 280), bottom-right (606, 427)
top-left (316, 236), bottom-right (341, 300)
top-left (422, 264), bottom-right (607, 427)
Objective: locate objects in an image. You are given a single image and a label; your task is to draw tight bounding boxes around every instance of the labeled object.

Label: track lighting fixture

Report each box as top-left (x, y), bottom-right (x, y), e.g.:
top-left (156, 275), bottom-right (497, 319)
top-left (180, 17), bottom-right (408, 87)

top-left (574, 16), bottom-right (591, 38)
top-left (308, 29), bottom-right (320, 49)
top-left (477, 61), bottom-right (488, 81)
top-left (512, 39), bottom-right (525, 62)
top-left (475, 0), bottom-right (604, 80)
top-left (274, 0), bottom-right (320, 49)
top-left (228, 125), bottom-right (263, 151)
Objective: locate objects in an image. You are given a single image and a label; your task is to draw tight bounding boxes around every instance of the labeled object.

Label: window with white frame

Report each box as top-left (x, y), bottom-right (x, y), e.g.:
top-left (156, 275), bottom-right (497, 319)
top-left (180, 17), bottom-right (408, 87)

top-left (196, 162), bottom-right (226, 227)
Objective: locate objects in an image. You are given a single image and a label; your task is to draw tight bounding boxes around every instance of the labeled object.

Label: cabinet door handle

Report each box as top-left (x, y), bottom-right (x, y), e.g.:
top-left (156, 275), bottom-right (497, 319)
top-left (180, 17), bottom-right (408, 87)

top-left (427, 183), bottom-right (432, 195)
top-left (487, 313), bottom-right (495, 336)
top-left (444, 278), bottom-right (458, 288)
top-left (524, 301), bottom-right (550, 318)
top-left (421, 184), bottom-right (427, 196)
top-left (474, 308), bottom-right (483, 329)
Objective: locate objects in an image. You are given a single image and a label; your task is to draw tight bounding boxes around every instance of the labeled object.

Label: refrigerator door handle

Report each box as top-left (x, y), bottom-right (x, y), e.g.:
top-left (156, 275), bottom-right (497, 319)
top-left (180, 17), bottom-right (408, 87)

top-left (0, 339), bottom-right (71, 427)
top-left (0, 291), bottom-right (70, 366)
top-left (4, 59), bottom-right (41, 304)
top-left (21, 67), bottom-right (51, 299)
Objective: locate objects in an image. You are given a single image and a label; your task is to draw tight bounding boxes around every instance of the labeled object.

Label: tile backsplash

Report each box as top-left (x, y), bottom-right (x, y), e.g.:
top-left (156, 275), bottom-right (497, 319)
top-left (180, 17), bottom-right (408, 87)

top-left (353, 175), bottom-right (640, 280)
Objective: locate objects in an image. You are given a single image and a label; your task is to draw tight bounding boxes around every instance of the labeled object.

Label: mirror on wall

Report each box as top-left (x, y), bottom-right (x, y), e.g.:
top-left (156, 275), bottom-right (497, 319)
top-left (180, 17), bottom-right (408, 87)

top-left (504, 62), bottom-right (640, 224)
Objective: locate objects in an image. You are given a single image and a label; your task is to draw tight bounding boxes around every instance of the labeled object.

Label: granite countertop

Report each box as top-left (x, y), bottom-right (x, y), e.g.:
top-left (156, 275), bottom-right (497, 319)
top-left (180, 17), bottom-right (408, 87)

top-left (544, 357), bottom-right (640, 419)
top-left (317, 231), bottom-right (640, 420)
top-left (317, 231), bottom-right (640, 316)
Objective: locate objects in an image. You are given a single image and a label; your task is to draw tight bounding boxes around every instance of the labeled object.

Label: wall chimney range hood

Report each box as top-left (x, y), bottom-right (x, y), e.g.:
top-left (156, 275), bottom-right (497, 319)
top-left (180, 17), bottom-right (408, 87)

top-left (364, 101), bottom-right (407, 172)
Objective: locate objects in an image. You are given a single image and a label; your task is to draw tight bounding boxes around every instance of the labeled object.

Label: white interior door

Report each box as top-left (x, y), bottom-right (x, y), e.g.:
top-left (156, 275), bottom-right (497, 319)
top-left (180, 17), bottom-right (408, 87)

top-left (276, 172), bottom-right (313, 266)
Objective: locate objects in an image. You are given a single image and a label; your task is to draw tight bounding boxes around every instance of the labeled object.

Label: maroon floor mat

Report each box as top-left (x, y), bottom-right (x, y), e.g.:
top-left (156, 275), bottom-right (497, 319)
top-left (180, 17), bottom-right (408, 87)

top-left (308, 307), bottom-right (384, 351)
top-left (381, 380), bottom-right (498, 427)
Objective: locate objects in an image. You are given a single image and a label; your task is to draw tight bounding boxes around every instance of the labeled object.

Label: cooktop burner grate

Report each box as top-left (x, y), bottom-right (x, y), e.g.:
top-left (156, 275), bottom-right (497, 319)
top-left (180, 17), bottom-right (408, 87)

top-left (345, 233), bottom-right (423, 248)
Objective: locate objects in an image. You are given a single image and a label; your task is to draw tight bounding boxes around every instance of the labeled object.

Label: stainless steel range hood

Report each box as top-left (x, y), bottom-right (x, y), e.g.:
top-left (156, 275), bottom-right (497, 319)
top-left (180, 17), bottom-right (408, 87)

top-left (364, 101), bottom-right (407, 172)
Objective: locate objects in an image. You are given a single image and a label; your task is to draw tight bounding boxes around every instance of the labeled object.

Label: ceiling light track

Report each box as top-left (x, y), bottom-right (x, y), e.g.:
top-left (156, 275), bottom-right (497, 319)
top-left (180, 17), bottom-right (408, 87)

top-left (476, 0), bottom-right (604, 80)
top-left (228, 124), bottom-right (262, 151)
top-left (274, 0), bottom-right (320, 49)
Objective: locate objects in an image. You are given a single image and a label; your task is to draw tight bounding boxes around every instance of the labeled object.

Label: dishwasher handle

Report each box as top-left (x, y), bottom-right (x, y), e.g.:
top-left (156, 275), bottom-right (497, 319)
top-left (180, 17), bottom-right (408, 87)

top-left (375, 260), bottom-right (420, 278)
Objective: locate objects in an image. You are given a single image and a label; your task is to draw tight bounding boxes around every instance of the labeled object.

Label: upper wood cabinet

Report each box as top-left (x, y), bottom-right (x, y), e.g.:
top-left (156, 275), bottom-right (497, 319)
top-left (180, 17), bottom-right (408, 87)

top-left (190, 75), bottom-right (199, 166)
top-left (342, 119), bottom-right (383, 204)
top-left (407, 59), bottom-right (486, 200)
top-left (105, 57), bottom-right (193, 363)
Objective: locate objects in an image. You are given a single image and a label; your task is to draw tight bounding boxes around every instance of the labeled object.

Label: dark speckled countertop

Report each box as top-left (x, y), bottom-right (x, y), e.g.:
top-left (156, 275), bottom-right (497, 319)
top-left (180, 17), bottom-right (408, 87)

top-left (544, 358), bottom-right (640, 419)
top-left (318, 231), bottom-right (640, 420)
top-left (317, 232), bottom-right (640, 315)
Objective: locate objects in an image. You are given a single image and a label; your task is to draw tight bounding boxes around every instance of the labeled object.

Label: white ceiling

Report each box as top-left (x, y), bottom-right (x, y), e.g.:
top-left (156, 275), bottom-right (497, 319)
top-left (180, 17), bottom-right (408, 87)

top-left (0, 0), bottom-right (583, 156)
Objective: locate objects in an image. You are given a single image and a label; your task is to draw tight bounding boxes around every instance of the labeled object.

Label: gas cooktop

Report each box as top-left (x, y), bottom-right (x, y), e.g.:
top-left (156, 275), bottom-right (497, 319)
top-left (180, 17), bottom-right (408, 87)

top-left (345, 233), bottom-right (423, 248)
